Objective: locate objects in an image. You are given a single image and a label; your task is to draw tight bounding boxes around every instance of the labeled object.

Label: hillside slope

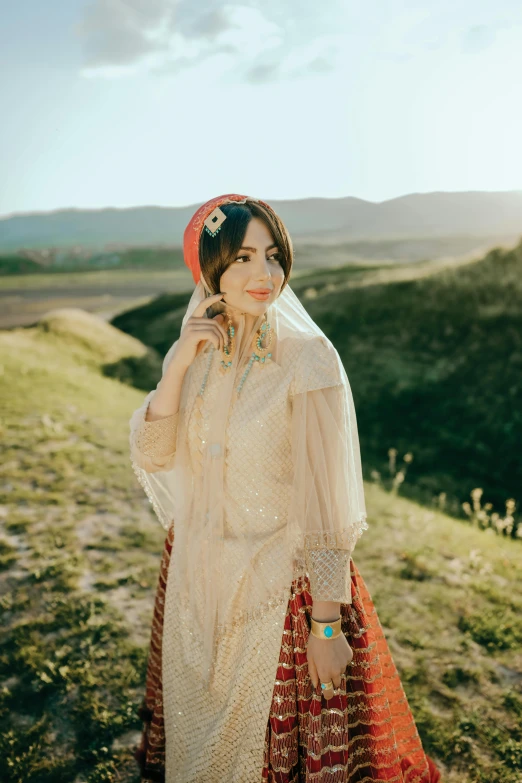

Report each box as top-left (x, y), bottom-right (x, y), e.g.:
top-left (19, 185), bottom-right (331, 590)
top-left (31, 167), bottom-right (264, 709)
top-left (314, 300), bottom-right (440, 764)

top-left (0, 311), bottom-right (521, 782)
top-left (291, 239), bottom-right (522, 521)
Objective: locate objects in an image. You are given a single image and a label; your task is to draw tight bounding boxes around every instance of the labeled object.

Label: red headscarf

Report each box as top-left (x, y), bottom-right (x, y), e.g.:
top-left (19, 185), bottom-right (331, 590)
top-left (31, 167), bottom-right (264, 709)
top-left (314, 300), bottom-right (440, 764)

top-left (182, 193), bottom-right (275, 285)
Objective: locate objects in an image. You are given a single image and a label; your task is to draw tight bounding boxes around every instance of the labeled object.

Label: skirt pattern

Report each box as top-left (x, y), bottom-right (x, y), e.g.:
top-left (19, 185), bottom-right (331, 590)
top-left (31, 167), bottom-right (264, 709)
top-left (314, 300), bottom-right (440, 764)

top-left (134, 526), bottom-right (442, 783)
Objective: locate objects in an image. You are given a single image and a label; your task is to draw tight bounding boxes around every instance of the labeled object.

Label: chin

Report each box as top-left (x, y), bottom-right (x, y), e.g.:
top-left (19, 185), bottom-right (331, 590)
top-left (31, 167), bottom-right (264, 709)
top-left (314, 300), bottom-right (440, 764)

top-left (244, 298), bottom-right (271, 314)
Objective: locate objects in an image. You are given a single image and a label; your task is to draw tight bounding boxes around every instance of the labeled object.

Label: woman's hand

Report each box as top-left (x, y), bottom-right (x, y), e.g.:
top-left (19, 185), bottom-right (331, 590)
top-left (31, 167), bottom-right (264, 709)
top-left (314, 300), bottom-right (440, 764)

top-left (173, 292), bottom-right (229, 369)
top-left (306, 629), bottom-right (353, 701)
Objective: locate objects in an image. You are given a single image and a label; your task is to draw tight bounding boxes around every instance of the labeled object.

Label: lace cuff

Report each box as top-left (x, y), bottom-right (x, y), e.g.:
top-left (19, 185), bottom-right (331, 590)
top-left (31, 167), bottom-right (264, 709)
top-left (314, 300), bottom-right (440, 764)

top-left (130, 403), bottom-right (179, 472)
top-left (304, 533), bottom-right (352, 604)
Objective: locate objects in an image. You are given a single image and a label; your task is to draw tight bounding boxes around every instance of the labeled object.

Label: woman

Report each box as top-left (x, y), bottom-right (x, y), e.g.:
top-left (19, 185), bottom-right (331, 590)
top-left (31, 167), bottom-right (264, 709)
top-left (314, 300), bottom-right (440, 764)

top-left (130, 194), bottom-right (442, 782)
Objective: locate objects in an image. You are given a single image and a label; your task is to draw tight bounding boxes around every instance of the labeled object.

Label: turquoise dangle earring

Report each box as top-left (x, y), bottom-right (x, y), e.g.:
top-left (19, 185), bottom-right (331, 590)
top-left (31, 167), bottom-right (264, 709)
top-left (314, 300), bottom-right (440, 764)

top-left (253, 315), bottom-right (273, 365)
top-left (220, 309), bottom-right (236, 371)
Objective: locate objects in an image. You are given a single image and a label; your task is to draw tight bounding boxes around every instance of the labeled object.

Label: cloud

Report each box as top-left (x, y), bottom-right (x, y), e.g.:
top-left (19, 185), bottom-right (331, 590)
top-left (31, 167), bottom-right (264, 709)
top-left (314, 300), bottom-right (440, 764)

top-left (461, 22), bottom-right (507, 54)
top-left (76, 0), bottom-right (173, 67)
top-left (245, 60), bottom-right (281, 84)
top-left (306, 55), bottom-right (335, 74)
top-left (76, 0), bottom-right (240, 70)
top-left (76, 0), bottom-right (338, 82)
top-left (178, 4), bottom-right (234, 40)
top-left (371, 7), bottom-right (522, 64)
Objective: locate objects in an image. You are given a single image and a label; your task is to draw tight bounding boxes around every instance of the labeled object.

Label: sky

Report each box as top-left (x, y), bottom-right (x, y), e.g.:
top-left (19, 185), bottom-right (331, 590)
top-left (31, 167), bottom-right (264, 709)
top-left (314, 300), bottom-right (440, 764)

top-left (1, 0), bottom-right (521, 217)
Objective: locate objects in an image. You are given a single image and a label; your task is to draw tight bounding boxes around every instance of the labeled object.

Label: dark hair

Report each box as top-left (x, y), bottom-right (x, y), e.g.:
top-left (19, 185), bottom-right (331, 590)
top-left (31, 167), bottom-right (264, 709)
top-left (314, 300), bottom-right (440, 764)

top-left (198, 199), bottom-right (293, 297)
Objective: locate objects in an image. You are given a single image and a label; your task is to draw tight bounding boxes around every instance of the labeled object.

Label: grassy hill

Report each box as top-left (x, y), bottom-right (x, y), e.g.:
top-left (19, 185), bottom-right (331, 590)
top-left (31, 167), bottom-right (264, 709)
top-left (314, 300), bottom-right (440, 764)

top-left (0, 309), bottom-right (521, 782)
top-left (0, 247), bottom-right (186, 276)
top-left (112, 240), bottom-right (522, 534)
top-left (291, 239), bottom-right (522, 524)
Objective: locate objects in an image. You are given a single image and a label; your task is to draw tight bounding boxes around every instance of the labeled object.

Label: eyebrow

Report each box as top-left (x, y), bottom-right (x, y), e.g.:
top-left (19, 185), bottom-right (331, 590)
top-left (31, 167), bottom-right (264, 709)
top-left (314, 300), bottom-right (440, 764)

top-left (239, 244), bottom-right (279, 253)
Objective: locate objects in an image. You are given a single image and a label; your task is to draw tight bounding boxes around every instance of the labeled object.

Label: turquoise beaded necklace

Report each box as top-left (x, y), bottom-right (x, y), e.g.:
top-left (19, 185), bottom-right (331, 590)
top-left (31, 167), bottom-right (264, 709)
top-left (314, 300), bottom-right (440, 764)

top-left (198, 316), bottom-right (273, 399)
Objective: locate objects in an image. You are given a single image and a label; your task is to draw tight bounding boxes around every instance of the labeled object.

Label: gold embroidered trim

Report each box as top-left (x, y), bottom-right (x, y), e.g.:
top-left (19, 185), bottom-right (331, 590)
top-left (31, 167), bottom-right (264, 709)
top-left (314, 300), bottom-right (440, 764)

top-left (348, 757), bottom-right (422, 775)
top-left (308, 735), bottom-right (399, 760)
top-left (134, 406), bottom-right (179, 458)
top-left (304, 525), bottom-right (367, 552)
top-left (348, 777), bottom-right (403, 783)
top-left (306, 761), bottom-right (404, 781)
top-left (345, 670), bottom-right (384, 684)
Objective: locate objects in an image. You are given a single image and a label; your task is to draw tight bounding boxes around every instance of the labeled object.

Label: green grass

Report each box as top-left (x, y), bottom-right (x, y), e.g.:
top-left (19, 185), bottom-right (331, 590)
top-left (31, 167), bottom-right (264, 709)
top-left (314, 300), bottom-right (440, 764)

top-left (0, 247), bottom-right (187, 276)
top-left (0, 281), bottom-right (521, 780)
top-left (0, 313), bottom-right (165, 782)
top-left (292, 240), bottom-right (522, 525)
top-left (0, 266), bottom-right (191, 291)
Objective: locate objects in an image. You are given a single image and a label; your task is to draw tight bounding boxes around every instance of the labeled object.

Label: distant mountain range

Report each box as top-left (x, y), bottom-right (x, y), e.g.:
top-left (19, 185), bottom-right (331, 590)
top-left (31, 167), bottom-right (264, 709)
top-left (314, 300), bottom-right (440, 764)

top-left (0, 190), bottom-right (521, 251)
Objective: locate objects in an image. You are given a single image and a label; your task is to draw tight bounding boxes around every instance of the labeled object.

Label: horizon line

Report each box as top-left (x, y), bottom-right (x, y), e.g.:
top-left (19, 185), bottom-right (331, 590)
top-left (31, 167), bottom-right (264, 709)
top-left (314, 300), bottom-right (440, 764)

top-left (2, 188), bottom-right (522, 222)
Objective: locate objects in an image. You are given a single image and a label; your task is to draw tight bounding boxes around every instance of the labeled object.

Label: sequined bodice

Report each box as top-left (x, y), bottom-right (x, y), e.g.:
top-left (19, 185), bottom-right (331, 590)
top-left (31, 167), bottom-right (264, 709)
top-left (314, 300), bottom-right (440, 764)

top-left (185, 344), bottom-right (297, 541)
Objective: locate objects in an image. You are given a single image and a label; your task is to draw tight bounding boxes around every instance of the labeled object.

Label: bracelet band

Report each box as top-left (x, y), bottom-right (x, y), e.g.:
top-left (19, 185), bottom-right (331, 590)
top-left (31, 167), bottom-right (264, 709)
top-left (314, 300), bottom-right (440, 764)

top-left (310, 616), bottom-right (342, 640)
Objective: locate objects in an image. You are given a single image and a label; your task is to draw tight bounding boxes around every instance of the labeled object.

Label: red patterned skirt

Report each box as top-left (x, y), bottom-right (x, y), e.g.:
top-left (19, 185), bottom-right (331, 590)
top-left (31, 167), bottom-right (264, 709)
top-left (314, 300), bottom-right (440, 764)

top-left (134, 526), bottom-right (443, 782)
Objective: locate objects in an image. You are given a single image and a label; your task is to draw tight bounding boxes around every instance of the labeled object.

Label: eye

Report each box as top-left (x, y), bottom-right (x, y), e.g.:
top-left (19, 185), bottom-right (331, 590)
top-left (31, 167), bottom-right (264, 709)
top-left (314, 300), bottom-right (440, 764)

top-left (234, 251), bottom-right (282, 263)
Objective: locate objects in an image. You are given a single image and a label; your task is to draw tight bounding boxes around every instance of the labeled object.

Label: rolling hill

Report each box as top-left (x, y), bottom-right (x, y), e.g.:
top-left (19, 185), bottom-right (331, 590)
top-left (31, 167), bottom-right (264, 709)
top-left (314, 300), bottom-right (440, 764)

top-left (0, 309), bottom-right (520, 782)
top-left (1, 190), bottom-right (521, 251)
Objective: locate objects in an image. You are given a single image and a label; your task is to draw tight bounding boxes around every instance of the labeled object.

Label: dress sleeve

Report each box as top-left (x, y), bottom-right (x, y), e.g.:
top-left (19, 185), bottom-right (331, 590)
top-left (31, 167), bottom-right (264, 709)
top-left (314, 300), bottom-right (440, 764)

top-left (129, 340), bottom-right (180, 474)
top-left (129, 398), bottom-right (179, 473)
top-left (290, 337), bottom-right (368, 604)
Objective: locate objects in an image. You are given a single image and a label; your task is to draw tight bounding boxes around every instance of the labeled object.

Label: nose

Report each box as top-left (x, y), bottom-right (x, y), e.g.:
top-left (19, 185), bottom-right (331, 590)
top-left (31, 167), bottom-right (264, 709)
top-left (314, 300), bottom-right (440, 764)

top-left (254, 257), bottom-right (272, 280)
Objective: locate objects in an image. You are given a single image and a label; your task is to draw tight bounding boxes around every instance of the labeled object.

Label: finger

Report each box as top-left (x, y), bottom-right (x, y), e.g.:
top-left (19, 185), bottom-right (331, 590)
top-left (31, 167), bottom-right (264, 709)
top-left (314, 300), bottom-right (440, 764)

top-left (321, 682), bottom-right (335, 701)
top-left (191, 292), bottom-right (224, 319)
top-left (317, 666), bottom-right (335, 700)
top-left (187, 323), bottom-right (225, 350)
top-left (200, 321), bottom-right (227, 348)
top-left (188, 327), bottom-right (220, 351)
top-left (188, 316), bottom-right (227, 347)
top-left (331, 679), bottom-right (346, 698)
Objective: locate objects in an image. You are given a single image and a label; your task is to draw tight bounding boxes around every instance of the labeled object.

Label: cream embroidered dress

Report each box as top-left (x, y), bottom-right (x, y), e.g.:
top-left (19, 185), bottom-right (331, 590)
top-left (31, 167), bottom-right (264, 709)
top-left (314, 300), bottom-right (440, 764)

top-left (131, 332), bottom-right (364, 783)
top-left (130, 333), bottom-right (368, 782)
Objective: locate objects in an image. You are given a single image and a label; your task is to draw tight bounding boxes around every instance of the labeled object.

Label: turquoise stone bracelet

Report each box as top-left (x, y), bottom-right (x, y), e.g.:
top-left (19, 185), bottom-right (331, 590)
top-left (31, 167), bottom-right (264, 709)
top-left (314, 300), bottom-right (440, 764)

top-left (310, 616), bottom-right (342, 640)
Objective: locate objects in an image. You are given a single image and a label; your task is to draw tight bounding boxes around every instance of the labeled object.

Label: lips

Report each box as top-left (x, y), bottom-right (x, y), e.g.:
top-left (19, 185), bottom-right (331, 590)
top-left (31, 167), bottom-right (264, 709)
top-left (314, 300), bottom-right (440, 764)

top-left (247, 289), bottom-right (272, 300)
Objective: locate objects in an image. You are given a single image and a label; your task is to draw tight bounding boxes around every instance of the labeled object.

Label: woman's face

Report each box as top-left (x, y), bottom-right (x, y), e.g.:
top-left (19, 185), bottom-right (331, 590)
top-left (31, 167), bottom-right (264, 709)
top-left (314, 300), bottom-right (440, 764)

top-left (219, 217), bottom-right (285, 315)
